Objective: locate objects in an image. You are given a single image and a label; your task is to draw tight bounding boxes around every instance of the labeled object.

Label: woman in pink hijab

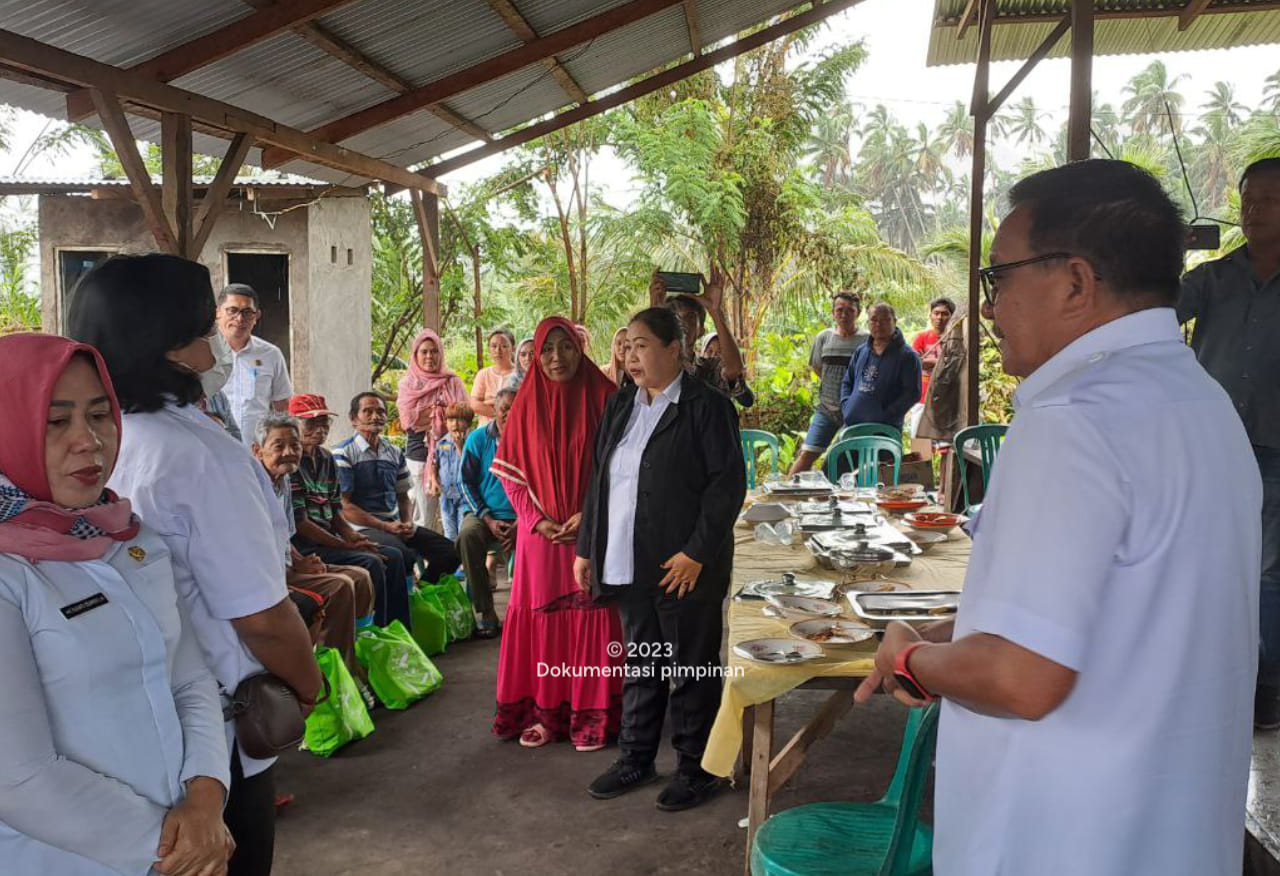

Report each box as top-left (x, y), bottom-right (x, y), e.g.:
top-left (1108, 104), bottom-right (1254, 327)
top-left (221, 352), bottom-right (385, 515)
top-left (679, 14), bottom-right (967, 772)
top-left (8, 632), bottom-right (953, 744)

top-left (397, 329), bottom-right (468, 531)
top-left (0, 334), bottom-right (233, 875)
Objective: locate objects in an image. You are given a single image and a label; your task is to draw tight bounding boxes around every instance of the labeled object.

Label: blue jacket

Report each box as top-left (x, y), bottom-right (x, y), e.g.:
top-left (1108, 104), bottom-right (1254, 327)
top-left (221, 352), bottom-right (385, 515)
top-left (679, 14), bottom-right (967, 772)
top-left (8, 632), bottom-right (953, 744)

top-left (460, 422), bottom-right (515, 521)
top-left (839, 328), bottom-right (922, 430)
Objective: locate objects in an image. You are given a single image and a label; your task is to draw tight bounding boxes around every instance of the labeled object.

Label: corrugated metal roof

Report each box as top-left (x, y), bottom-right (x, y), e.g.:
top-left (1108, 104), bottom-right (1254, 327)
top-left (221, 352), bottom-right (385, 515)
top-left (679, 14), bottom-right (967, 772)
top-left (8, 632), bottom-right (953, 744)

top-left (928, 0), bottom-right (1280, 66)
top-left (0, 0), bottom-right (852, 185)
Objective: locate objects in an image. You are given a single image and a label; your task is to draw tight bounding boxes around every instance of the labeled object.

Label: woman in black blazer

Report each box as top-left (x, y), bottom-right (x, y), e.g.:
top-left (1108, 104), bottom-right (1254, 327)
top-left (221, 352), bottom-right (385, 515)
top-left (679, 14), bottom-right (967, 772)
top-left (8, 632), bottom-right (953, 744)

top-left (574, 306), bottom-right (746, 812)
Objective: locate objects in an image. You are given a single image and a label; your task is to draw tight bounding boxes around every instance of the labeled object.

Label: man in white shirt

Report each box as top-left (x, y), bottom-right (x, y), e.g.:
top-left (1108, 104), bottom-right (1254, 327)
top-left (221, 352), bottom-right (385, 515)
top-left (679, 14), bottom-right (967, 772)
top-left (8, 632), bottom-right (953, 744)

top-left (218, 283), bottom-right (292, 446)
top-left (857, 159), bottom-right (1262, 876)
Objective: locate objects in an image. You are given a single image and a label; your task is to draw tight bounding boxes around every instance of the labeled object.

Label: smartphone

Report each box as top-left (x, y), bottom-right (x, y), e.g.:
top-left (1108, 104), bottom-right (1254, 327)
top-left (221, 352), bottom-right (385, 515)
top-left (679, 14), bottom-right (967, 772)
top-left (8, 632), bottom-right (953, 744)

top-left (657, 271), bottom-right (702, 295)
top-left (1186, 224), bottom-right (1220, 251)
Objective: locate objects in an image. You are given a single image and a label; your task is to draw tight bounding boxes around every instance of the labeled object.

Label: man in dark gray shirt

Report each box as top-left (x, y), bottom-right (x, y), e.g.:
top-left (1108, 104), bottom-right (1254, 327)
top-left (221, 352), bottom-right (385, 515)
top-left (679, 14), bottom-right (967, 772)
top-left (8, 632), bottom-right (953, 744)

top-left (1178, 157), bottom-right (1280, 728)
top-left (789, 291), bottom-right (869, 474)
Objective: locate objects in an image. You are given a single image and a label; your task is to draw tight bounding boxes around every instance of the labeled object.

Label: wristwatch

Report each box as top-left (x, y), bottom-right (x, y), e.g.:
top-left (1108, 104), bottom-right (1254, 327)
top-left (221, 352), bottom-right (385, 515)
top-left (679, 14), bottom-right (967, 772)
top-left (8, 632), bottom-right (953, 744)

top-left (892, 641), bottom-right (936, 703)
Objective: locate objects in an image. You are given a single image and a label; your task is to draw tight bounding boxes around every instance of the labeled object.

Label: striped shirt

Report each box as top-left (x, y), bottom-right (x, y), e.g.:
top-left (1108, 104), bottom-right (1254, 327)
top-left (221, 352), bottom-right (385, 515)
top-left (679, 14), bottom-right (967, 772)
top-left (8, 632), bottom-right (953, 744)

top-left (332, 433), bottom-right (410, 521)
top-left (292, 448), bottom-right (343, 531)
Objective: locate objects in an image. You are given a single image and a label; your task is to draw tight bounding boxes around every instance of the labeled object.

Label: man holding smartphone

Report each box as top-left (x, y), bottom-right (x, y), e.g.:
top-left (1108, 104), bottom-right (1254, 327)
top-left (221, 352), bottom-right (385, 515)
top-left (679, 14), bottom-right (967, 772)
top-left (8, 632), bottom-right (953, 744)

top-left (649, 268), bottom-right (753, 407)
top-left (859, 160), bottom-right (1260, 876)
top-left (1178, 157), bottom-right (1280, 729)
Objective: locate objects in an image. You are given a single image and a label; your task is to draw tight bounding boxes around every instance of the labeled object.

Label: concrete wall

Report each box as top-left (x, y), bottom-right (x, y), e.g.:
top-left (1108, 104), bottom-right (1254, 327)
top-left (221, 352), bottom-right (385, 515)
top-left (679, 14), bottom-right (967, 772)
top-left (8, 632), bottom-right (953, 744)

top-left (37, 193), bottom-right (370, 442)
top-left (303, 196), bottom-right (371, 444)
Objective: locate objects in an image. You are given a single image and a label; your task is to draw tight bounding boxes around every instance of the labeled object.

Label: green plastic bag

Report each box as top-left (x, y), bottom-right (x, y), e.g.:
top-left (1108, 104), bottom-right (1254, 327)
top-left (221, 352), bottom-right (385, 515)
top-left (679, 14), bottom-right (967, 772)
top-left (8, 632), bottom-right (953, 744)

top-left (303, 647), bottom-right (374, 757)
top-left (355, 620), bottom-right (443, 709)
top-left (420, 576), bottom-right (474, 642)
top-left (409, 586), bottom-right (448, 656)
top-left (441, 575), bottom-right (476, 640)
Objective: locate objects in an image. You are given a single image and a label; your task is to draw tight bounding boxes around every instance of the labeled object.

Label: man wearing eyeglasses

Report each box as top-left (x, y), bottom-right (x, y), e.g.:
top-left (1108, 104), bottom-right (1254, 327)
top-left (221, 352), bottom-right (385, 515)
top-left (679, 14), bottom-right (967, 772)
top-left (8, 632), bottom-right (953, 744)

top-left (1178, 157), bottom-right (1280, 730)
top-left (858, 159), bottom-right (1260, 876)
top-left (217, 283), bottom-right (293, 447)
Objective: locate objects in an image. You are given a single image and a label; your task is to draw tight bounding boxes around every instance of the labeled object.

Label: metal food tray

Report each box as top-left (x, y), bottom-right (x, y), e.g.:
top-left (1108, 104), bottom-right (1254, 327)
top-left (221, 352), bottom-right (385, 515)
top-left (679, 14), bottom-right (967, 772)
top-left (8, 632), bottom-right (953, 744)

top-left (810, 526), bottom-right (920, 557)
top-left (849, 590), bottom-right (960, 627)
top-left (735, 576), bottom-right (839, 602)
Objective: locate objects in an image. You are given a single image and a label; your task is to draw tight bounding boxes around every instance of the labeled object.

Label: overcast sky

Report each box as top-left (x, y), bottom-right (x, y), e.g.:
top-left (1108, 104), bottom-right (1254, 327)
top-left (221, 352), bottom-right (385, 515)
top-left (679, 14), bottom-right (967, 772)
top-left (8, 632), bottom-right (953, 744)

top-left (1, 0), bottom-right (1275, 191)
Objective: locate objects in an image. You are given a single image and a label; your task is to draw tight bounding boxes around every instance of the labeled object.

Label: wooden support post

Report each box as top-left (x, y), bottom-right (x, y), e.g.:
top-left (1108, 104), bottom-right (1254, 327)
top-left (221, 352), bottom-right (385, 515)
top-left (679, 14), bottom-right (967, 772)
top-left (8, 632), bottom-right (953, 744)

top-left (1067, 0), bottom-right (1094, 162)
top-left (745, 698), bottom-right (774, 876)
top-left (161, 112), bottom-right (193, 258)
top-left (965, 0), bottom-right (993, 429)
top-left (90, 89), bottom-right (178, 254)
top-left (412, 189), bottom-right (441, 332)
top-left (191, 133), bottom-right (252, 258)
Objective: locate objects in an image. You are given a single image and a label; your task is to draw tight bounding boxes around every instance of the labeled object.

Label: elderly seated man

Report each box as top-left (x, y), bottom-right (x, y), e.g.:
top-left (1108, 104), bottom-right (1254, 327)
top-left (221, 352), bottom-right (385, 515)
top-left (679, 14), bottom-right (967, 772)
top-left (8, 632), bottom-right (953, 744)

top-left (288, 393), bottom-right (413, 629)
top-left (252, 411), bottom-right (374, 688)
top-left (458, 386), bottom-right (518, 638)
top-left (334, 391), bottom-right (461, 587)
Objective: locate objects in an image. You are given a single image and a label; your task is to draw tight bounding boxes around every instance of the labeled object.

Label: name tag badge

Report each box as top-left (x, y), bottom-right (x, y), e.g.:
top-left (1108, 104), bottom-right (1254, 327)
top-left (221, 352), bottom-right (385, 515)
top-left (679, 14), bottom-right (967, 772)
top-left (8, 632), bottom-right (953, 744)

top-left (61, 593), bottom-right (109, 619)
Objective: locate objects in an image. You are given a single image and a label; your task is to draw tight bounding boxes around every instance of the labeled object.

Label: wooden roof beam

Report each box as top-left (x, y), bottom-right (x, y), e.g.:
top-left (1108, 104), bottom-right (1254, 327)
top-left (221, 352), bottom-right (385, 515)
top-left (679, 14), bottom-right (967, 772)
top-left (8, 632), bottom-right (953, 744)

top-left (91, 89), bottom-right (178, 254)
top-left (66, 0), bottom-right (360, 121)
top-left (237, 0), bottom-right (494, 143)
top-left (956, 0), bottom-right (979, 39)
top-left (484, 0), bottom-right (590, 104)
top-left (0, 28), bottom-right (443, 193)
top-left (259, 0), bottom-right (685, 167)
top-left (683, 0), bottom-right (702, 56)
top-left (419, 0), bottom-right (867, 179)
top-left (1179, 0), bottom-right (1215, 30)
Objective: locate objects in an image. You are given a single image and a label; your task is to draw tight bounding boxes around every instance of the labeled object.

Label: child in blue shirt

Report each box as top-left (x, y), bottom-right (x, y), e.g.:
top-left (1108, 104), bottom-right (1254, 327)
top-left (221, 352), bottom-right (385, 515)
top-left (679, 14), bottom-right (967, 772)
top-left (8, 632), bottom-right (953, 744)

top-left (433, 401), bottom-right (474, 540)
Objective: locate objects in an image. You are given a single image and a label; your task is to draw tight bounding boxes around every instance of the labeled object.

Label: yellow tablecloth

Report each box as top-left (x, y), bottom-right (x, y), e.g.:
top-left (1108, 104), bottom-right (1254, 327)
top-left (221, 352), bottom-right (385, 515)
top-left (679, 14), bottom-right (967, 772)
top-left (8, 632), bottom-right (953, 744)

top-left (701, 516), bottom-right (971, 777)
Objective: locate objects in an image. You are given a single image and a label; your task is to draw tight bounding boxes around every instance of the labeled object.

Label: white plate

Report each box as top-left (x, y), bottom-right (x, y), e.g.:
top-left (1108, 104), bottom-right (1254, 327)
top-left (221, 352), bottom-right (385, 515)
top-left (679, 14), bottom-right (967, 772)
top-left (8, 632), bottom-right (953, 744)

top-left (763, 595), bottom-right (843, 616)
top-left (733, 637), bottom-right (825, 664)
top-left (789, 619), bottom-right (877, 646)
top-left (902, 529), bottom-right (949, 549)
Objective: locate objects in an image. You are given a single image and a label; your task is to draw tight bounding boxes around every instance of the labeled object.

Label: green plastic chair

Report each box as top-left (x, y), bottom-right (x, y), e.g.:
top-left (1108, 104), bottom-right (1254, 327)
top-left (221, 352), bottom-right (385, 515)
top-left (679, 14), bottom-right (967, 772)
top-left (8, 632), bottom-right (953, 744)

top-left (834, 423), bottom-right (903, 447)
top-left (741, 429), bottom-right (781, 489)
top-left (750, 703), bottom-right (940, 876)
top-left (953, 424), bottom-right (1008, 515)
top-left (824, 436), bottom-right (902, 487)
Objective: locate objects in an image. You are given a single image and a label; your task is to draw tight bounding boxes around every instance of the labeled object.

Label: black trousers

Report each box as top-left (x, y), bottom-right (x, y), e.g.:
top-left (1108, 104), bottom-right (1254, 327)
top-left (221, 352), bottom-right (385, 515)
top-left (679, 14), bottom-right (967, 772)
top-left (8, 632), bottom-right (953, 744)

top-left (362, 525), bottom-right (460, 584)
top-left (298, 542), bottom-right (409, 628)
top-left (617, 586), bottom-right (725, 773)
top-left (225, 749), bottom-right (275, 876)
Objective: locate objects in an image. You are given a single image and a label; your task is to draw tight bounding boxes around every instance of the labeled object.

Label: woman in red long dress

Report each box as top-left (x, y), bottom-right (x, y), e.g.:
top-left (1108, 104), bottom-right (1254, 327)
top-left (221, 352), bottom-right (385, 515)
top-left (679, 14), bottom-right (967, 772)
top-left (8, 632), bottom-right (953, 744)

top-left (490, 317), bottom-right (624, 751)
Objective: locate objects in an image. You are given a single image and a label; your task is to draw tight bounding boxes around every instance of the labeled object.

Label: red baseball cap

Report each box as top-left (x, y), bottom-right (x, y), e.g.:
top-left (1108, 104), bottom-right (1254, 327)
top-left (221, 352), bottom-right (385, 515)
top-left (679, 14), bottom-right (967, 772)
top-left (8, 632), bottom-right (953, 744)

top-left (288, 393), bottom-right (338, 419)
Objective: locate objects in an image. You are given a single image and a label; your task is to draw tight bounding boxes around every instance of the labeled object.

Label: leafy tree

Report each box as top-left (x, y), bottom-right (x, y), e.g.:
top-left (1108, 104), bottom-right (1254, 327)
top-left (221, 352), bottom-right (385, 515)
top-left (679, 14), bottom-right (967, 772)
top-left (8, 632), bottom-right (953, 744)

top-left (1121, 61), bottom-right (1188, 137)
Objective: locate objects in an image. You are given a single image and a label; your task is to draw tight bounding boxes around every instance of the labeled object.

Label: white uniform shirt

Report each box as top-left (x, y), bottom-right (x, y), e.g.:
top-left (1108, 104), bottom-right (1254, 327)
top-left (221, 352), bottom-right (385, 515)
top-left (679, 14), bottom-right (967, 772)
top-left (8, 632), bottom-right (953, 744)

top-left (602, 378), bottom-right (681, 586)
top-left (0, 529), bottom-right (228, 875)
top-left (110, 402), bottom-right (289, 779)
top-left (935, 308), bottom-right (1261, 875)
top-left (224, 335), bottom-right (292, 447)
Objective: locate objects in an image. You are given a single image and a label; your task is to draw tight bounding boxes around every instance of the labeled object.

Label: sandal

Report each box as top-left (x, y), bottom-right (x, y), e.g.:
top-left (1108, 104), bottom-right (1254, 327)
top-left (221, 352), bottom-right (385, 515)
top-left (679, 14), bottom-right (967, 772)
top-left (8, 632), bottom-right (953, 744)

top-left (575, 742), bottom-right (605, 753)
top-left (519, 724), bottom-right (552, 748)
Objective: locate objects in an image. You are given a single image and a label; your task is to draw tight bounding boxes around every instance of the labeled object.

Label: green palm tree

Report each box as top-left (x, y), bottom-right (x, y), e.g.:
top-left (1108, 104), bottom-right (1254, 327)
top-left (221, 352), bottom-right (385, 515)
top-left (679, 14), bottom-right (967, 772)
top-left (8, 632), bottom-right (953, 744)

top-left (937, 100), bottom-right (975, 159)
top-left (807, 104), bottom-right (855, 187)
top-left (1200, 82), bottom-right (1247, 130)
top-left (1264, 69), bottom-right (1280, 115)
top-left (1121, 61), bottom-right (1188, 137)
top-left (995, 96), bottom-right (1048, 146)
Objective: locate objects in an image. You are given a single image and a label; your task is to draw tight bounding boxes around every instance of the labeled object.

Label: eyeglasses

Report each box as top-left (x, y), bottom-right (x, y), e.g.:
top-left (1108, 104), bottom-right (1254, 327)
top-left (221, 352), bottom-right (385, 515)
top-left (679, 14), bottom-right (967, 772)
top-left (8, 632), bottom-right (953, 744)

top-left (221, 306), bottom-right (258, 319)
top-left (978, 252), bottom-right (1096, 308)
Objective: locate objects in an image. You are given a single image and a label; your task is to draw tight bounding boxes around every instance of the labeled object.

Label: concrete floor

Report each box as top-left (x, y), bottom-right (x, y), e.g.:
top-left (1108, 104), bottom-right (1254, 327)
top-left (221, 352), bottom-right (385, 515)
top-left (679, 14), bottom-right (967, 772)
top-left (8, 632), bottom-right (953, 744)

top-left (271, 580), bottom-right (919, 876)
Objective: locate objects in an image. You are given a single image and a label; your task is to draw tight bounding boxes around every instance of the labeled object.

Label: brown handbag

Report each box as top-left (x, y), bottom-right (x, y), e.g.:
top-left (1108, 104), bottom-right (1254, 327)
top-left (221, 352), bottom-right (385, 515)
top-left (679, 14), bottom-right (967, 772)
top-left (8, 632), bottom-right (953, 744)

top-left (226, 673), bottom-right (306, 760)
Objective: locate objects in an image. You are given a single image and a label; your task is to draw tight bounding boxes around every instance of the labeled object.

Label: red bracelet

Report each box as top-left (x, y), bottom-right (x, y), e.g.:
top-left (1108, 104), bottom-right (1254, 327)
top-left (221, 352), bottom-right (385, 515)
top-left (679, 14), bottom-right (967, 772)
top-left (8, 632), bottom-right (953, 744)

top-left (893, 641), bottom-right (937, 703)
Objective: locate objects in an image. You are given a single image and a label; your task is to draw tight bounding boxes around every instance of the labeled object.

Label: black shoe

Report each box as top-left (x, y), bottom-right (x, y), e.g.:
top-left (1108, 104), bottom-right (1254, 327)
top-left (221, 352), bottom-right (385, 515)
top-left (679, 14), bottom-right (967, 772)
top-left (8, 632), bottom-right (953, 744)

top-left (587, 759), bottom-right (658, 800)
top-left (1257, 685), bottom-right (1280, 730)
top-left (656, 768), bottom-right (724, 812)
